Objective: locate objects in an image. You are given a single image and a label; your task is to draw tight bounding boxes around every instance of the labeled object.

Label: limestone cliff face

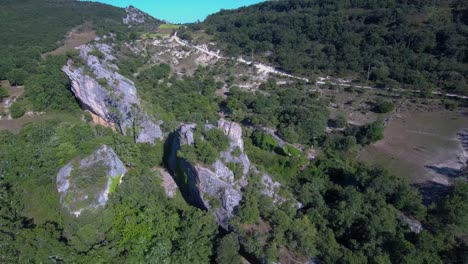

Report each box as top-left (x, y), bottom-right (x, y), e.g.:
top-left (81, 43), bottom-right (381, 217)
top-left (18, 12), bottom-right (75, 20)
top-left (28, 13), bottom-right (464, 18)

top-left (63, 42), bottom-right (162, 143)
top-left (56, 145), bottom-right (127, 216)
top-left (168, 119), bottom-right (288, 228)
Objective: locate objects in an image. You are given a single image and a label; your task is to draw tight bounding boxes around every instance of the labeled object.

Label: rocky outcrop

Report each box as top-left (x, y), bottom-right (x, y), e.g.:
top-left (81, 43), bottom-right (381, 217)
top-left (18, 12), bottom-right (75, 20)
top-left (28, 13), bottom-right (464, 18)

top-left (123, 6), bottom-right (146, 25)
top-left (63, 42), bottom-right (162, 143)
top-left (56, 145), bottom-right (127, 216)
top-left (400, 214), bottom-right (423, 233)
top-left (168, 120), bottom-right (250, 228)
top-left (168, 119), bottom-right (292, 228)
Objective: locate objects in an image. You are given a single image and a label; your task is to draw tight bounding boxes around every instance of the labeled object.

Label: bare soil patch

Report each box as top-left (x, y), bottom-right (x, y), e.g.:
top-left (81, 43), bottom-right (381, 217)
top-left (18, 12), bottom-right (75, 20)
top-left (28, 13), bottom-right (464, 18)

top-left (359, 106), bottom-right (468, 184)
top-left (0, 114), bottom-right (48, 132)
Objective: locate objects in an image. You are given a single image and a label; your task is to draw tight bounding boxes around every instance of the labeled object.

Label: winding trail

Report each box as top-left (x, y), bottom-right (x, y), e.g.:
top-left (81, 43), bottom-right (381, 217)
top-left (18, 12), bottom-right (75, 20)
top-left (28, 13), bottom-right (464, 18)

top-left (170, 32), bottom-right (468, 100)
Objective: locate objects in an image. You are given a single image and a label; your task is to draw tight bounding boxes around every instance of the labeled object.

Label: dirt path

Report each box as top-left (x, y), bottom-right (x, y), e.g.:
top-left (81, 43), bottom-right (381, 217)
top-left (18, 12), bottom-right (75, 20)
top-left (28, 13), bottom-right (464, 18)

top-left (172, 32), bottom-right (468, 100)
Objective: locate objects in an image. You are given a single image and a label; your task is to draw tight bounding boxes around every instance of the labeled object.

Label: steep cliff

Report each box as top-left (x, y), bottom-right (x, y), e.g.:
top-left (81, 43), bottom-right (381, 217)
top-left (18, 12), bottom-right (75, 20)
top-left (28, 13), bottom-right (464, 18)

top-left (56, 145), bottom-right (127, 216)
top-left (63, 42), bottom-right (163, 143)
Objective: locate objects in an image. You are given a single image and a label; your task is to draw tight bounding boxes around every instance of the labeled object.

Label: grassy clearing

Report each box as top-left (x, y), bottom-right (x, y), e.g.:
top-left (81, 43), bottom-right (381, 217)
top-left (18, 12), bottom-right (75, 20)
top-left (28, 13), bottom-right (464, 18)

top-left (358, 108), bottom-right (468, 184)
top-left (141, 32), bottom-right (170, 39)
top-left (159, 23), bottom-right (181, 29)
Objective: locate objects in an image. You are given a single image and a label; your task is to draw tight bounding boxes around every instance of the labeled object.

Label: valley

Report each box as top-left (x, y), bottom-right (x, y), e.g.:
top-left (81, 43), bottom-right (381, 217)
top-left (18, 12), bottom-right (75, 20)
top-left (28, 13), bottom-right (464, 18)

top-left (0, 1), bottom-right (467, 263)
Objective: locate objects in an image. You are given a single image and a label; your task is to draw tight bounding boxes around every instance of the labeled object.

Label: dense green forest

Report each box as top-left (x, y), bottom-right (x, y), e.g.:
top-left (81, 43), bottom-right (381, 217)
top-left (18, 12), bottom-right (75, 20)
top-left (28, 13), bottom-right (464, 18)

top-left (201, 0), bottom-right (468, 94)
top-left (0, 0), bottom-right (125, 85)
top-left (0, 0), bottom-right (467, 263)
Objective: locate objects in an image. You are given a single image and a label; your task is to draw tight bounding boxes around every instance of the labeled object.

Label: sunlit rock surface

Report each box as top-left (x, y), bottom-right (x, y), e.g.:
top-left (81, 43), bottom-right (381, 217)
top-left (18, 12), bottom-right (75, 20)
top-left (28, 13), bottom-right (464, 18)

top-left (56, 145), bottom-right (127, 216)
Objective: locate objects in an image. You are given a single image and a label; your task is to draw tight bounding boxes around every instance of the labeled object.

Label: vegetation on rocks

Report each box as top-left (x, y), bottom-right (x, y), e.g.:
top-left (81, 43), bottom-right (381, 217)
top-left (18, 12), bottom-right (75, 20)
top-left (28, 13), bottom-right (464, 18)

top-left (0, 1), bottom-right (466, 263)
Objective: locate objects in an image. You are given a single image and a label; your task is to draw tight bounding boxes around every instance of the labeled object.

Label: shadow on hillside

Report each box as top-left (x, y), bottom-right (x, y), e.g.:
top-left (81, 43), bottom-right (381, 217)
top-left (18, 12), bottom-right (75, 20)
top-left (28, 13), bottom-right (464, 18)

top-left (414, 181), bottom-right (450, 205)
top-left (425, 165), bottom-right (460, 178)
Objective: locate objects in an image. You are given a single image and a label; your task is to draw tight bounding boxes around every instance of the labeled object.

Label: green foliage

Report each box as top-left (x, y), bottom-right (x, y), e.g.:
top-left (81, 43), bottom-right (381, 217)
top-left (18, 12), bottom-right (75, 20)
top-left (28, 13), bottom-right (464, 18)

top-left (178, 127), bottom-right (230, 165)
top-left (0, 86), bottom-right (8, 100)
top-left (137, 67), bottom-right (219, 124)
top-left (202, 0), bottom-right (468, 94)
top-left (216, 233), bottom-right (242, 264)
top-left (97, 77), bottom-right (108, 86)
top-left (244, 129), bottom-right (307, 184)
top-left (25, 55), bottom-right (79, 112)
top-left (88, 49), bottom-right (105, 60)
top-left (431, 180), bottom-right (468, 236)
top-left (204, 128), bottom-right (230, 152)
top-left (227, 84), bottom-right (328, 145)
top-left (251, 130), bottom-right (278, 152)
top-left (331, 114), bottom-right (347, 128)
top-left (231, 146), bottom-right (242, 157)
top-left (0, 117), bottom-right (221, 262)
top-left (108, 174), bottom-right (122, 194)
top-left (374, 99), bottom-right (395, 113)
top-left (237, 176), bottom-right (260, 224)
top-left (347, 121), bottom-right (384, 145)
top-left (227, 162), bottom-right (244, 181)
top-left (137, 64), bottom-right (171, 82)
top-left (0, 0), bottom-right (125, 82)
top-left (444, 100), bottom-right (458, 111)
top-left (9, 101), bottom-right (25, 118)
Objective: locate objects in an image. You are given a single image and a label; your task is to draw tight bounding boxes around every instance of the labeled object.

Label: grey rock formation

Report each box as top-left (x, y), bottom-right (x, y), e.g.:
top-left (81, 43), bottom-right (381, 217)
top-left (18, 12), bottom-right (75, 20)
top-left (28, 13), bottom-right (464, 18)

top-left (123, 6), bottom-right (146, 25)
top-left (168, 120), bottom-right (250, 228)
top-left (168, 118), bottom-right (294, 228)
top-left (63, 42), bottom-right (162, 143)
top-left (56, 145), bottom-right (127, 216)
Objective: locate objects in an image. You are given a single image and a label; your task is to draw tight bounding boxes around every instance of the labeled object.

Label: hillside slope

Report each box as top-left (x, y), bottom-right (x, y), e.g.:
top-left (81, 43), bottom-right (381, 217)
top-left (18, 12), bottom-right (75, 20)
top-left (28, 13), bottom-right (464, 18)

top-left (0, 0), bottom-right (125, 84)
top-left (201, 0), bottom-right (468, 94)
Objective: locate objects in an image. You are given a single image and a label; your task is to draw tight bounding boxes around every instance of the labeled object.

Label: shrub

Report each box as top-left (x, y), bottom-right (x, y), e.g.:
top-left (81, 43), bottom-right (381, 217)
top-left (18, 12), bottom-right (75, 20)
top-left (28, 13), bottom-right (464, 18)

top-left (251, 130), bottom-right (277, 152)
top-left (88, 49), bottom-right (105, 60)
top-left (374, 100), bottom-right (395, 113)
top-left (204, 128), bottom-right (230, 152)
top-left (0, 86), bottom-right (8, 101)
top-left (331, 114), bottom-right (347, 128)
top-left (9, 101), bottom-right (25, 118)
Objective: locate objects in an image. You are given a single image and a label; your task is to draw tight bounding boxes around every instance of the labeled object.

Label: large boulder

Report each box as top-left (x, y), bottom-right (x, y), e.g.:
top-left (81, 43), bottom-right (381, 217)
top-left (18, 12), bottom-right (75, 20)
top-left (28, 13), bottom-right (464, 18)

top-left (63, 42), bottom-right (162, 143)
top-left (56, 145), bottom-right (127, 216)
top-left (168, 120), bottom-right (250, 228)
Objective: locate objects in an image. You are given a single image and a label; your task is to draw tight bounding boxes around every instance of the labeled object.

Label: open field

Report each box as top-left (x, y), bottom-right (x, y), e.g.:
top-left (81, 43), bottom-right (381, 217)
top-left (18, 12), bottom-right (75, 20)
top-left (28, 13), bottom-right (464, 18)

top-left (358, 106), bottom-right (468, 185)
top-left (159, 24), bottom-right (181, 29)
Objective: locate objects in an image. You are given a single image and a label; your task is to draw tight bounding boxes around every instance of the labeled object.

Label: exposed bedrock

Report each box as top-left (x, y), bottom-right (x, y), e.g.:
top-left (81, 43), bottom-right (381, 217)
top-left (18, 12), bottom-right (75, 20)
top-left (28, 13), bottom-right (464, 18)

top-left (168, 119), bottom-right (290, 228)
top-left (63, 42), bottom-right (162, 143)
top-left (56, 145), bottom-right (127, 216)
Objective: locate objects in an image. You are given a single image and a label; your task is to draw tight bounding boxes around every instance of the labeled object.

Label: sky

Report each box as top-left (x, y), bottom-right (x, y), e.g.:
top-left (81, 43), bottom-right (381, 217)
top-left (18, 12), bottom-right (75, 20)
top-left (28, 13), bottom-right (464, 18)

top-left (86, 0), bottom-right (265, 24)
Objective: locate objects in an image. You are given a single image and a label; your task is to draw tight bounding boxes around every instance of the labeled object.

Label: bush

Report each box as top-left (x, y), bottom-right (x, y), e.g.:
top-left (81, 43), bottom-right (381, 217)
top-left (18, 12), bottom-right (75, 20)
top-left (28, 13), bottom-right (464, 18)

top-left (88, 49), bottom-right (105, 60)
top-left (331, 114), bottom-right (347, 128)
top-left (252, 130), bottom-right (278, 152)
top-left (355, 122), bottom-right (384, 145)
top-left (216, 233), bottom-right (242, 264)
top-left (0, 86), bottom-right (8, 101)
top-left (9, 101), bottom-right (25, 118)
top-left (204, 128), bottom-right (230, 152)
top-left (444, 100), bottom-right (458, 111)
top-left (374, 100), bottom-right (395, 113)
top-left (97, 78), bottom-right (108, 86)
